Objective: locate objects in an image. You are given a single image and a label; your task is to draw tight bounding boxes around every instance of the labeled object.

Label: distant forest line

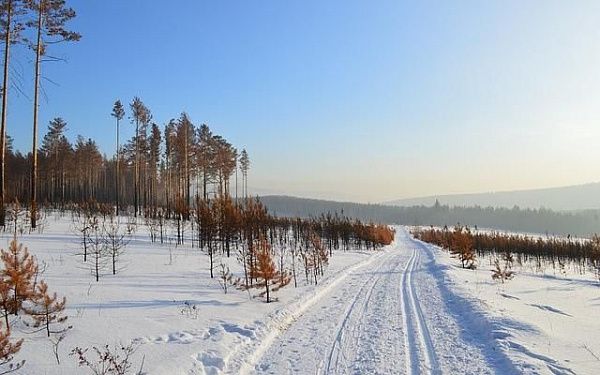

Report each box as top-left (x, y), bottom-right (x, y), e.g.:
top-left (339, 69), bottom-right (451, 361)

top-left (258, 195), bottom-right (600, 238)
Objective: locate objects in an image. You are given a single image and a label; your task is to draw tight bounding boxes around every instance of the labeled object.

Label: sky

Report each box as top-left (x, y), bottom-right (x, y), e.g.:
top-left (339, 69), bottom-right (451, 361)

top-left (5, 0), bottom-right (600, 203)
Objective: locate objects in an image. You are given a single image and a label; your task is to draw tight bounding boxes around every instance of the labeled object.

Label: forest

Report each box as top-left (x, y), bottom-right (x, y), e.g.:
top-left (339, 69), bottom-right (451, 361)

top-left (259, 195), bottom-right (600, 237)
top-left (4, 106), bottom-right (251, 219)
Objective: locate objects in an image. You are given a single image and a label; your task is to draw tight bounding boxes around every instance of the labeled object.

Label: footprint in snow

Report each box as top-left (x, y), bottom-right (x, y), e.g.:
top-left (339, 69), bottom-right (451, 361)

top-left (220, 322), bottom-right (256, 339)
top-left (194, 351), bottom-right (225, 375)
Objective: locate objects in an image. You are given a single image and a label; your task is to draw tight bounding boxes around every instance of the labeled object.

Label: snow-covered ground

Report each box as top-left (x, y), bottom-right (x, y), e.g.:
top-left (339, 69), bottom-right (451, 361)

top-left (4, 215), bottom-right (599, 374)
top-left (423, 235), bottom-right (600, 374)
top-left (2, 213), bottom-right (382, 374)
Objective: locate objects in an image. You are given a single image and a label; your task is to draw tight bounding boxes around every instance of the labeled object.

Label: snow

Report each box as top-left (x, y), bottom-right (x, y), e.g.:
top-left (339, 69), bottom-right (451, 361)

top-left (4, 214), bottom-right (599, 374)
top-left (2, 213), bottom-right (379, 374)
top-left (422, 233), bottom-right (600, 374)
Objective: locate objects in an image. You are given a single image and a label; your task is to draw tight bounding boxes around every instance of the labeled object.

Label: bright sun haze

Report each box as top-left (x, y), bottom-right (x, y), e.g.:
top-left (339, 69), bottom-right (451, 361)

top-left (6, 0), bottom-right (600, 202)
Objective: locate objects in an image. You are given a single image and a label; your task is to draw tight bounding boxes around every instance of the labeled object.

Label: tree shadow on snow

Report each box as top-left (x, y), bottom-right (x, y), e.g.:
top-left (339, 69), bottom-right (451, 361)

top-left (69, 299), bottom-right (239, 310)
top-left (413, 238), bottom-right (537, 375)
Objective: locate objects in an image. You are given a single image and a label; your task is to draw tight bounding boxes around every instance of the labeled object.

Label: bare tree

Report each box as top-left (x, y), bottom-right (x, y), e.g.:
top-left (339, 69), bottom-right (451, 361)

top-left (81, 215), bottom-right (106, 282)
top-left (103, 217), bottom-right (128, 275)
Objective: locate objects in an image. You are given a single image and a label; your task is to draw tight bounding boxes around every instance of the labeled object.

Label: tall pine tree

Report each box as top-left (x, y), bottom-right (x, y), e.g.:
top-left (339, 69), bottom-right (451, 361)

top-left (111, 100), bottom-right (125, 214)
top-left (27, 0), bottom-right (80, 228)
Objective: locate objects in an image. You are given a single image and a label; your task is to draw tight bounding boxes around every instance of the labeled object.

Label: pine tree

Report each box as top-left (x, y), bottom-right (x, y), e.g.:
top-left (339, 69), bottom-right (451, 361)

top-left (0, 0), bottom-right (26, 228)
top-left (0, 323), bottom-right (23, 373)
top-left (446, 226), bottom-right (476, 269)
top-left (40, 118), bottom-right (70, 206)
top-left (239, 149), bottom-right (250, 199)
top-left (163, 120), bottom-right (176, 215)
top-left (213, 137), bottom-right (236, 197)
top-left (245, 239), bottom-right (290, 303)
top-left (196, 124), bottom-right (213, 201)
top-left (175, 113), bottom-right (193, 211)
top-left (0, 238), bottom-right (37, 329)
top-left (129, 97), bottom-right (151, 217)
top-left (0, 278), bottom-right (11, 333)
top-left (492, 251), bottom-right (515, 283)
top-left (111, 100), bottom-right (125, 215)
top-left (148, 123), bottom-right (161, 214)
top-left (27, 0), bottom-right (80, 228)
top-left (72, 137), bottom-right (102, 202)
top-left (23, 280), bottom-right (68, 337)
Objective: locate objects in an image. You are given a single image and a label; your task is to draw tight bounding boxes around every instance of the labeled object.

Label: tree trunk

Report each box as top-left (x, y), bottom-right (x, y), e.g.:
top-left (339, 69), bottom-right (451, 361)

top-left (134, 120), bottom-right (139, 217)
top-left (0, 0), bottom-right (12, 227)
top-left (265, 279), bottom-right (269, 303)
top-left (31, 1), bottom-right (43, 229)
top-left (115, 118), bottom-right (119, 215)
top-left (45, 310), bottom-right (50, 337)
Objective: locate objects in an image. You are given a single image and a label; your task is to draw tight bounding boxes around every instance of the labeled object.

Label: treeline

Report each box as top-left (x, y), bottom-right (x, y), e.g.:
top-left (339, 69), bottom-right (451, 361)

top-left (3, 102), bottom-right (251, 219)
top-left (413, 226), bottom-right (600, 275)
top-left (72, 197), bottom-right (395, 264)
top-left (259, 195), bottom-right (600, 238)
top-left (68, 198), bottom-right (395, 298)
top-left (0, 2), bottom-right (249, 229)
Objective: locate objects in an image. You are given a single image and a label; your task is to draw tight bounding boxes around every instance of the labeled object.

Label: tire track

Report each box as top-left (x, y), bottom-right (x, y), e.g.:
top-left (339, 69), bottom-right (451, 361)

top-left (250, 229), bottom-right (504, 375)
top-left (401, 244), bottom-right (441, 374)
top-left (323, 256), bottom-right (391, 374)
top-left (349, 251), bottom-right (407, 375)
top-left (400, 247), bottom-right (418, 374)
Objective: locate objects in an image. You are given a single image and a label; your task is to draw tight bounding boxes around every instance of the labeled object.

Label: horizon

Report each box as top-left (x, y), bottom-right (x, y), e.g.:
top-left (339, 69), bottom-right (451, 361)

top-left (252, 180), bottom-right (600, 204)
top-left (5, 1), bottom-right (600, 202)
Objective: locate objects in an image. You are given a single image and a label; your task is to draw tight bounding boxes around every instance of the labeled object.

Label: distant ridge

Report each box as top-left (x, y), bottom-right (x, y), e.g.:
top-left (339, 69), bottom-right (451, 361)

top-left (386, 183), bottom-right (600, 211)
top-left (257, 195), bottom-right (600, 238)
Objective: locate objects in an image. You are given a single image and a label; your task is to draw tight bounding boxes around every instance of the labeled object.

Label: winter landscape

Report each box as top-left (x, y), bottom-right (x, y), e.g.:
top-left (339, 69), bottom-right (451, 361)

top-left (0, 1), bottom-right (598, 374)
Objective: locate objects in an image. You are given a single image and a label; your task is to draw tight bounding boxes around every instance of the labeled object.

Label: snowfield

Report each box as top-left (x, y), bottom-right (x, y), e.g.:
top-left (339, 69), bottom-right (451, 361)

top-left (3, 215), bottom-right (599, 374)
top-left (426, 236), bottom-right (600, 375)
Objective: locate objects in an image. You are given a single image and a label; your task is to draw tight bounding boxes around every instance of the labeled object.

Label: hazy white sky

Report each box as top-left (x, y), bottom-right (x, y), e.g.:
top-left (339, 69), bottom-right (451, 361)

top-left (247, 1), bottom-right (600, 202)
top-left (7, 1), bottom-right (600, 203)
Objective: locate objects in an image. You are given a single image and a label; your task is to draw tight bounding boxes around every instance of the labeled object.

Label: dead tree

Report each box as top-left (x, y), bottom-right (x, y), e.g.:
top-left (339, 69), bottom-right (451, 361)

top-left (102, 218), bottom-right (129, 275)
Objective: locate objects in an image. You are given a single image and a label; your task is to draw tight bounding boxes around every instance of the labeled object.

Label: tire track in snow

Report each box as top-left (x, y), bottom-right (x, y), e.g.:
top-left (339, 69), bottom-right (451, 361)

top-left (349, 252), bottom-right (407, 374)
top-left (323, 254), bottom-right (400, 374)
top-left (232, 250), bottom-right (388, 375)
top-left (400, 247), bottom-right (418, 374)
top-left (247, 229), bottom-right (506, 375)
top-left (323, 271), bottom-right (379, 373)
top-left (400, 244), bottom-right (441, 375)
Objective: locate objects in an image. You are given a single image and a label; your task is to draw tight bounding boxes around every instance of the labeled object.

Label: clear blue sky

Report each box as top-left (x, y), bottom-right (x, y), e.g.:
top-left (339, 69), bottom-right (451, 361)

top-left (6, 0), bottom-right (600, 202)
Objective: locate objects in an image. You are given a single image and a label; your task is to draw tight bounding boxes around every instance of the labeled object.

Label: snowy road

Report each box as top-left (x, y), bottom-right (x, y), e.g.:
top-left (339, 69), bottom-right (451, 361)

top-left (247, 229), bottom-right (515, 375)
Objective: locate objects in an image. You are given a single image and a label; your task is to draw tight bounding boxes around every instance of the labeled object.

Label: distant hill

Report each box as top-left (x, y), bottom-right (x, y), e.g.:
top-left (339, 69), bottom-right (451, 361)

top-left (386, 183), bottom-right (600, 211)
top-left (257, 195), bottom-right (600, 238)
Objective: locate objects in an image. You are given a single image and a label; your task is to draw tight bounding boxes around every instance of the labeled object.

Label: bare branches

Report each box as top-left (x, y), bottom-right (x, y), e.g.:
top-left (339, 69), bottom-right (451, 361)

top-left (70, 342), bottom-right (143, 375)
